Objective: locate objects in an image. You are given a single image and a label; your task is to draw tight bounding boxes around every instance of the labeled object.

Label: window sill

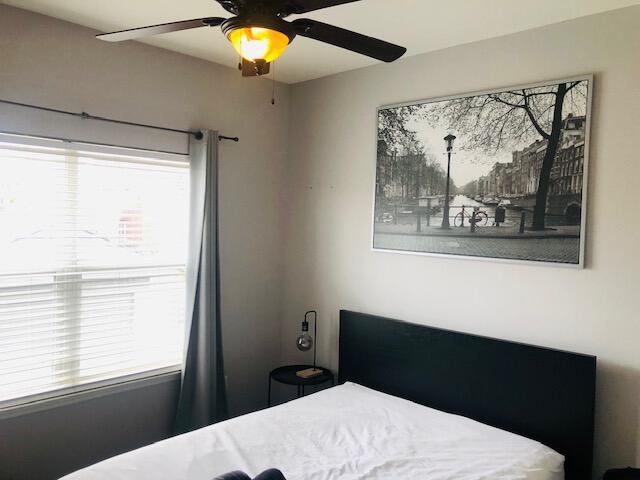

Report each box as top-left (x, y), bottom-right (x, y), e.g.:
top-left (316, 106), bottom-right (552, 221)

top-left (0, 367), bottom-right (181, 420)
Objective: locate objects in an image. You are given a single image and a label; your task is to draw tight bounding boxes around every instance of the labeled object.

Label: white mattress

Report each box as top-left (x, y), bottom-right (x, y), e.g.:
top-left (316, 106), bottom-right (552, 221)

top-left (61, 382), bottom-right (564, 480)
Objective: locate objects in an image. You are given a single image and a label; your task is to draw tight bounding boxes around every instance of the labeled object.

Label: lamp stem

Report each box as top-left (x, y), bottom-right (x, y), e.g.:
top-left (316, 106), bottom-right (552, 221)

top-left (305, 311), bottom-right (318, 370)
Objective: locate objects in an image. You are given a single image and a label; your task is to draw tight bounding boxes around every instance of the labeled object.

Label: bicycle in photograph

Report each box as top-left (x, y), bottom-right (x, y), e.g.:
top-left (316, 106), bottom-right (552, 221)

top-left (453, 206), bottom-right (489, 228)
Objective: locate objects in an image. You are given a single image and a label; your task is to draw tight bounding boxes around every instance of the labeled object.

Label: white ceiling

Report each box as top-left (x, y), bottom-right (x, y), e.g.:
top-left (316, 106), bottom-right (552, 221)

top-left (4, 0), bottom-right (640, 83)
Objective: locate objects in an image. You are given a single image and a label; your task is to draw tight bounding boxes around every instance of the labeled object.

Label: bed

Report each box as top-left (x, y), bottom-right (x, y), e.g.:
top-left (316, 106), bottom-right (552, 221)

top-left (61, 310), bottom-right (596, 480)
top-left (338, 310), bottom-right (596, 480)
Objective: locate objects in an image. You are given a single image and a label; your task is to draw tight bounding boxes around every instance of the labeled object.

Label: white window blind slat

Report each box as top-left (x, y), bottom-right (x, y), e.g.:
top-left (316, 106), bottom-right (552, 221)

top-left (0, 140), bottom-right (188, 407)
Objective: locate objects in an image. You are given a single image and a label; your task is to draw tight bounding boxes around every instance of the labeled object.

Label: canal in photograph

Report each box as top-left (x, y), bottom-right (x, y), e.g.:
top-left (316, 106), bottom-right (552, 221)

top-left (380, 194), bottom-right (570, 229)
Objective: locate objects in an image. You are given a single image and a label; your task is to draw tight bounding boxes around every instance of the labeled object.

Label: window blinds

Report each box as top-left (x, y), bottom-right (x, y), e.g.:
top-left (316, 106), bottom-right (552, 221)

top-left (0, 140), bottom-right (188, 406)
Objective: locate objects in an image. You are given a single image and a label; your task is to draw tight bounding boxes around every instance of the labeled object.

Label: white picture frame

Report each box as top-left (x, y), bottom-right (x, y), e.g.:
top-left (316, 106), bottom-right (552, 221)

top-left (372, 75), bottom-right (593, 267)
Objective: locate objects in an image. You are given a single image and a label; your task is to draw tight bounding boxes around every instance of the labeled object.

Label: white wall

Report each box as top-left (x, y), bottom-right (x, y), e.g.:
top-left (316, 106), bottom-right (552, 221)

top-left (0, 5), bottom-right (289, 479)
top-left (282, 6), bottom-right (640, 478)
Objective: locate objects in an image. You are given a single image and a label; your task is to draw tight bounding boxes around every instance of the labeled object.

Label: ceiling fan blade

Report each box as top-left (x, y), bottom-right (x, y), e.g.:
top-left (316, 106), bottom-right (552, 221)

top-left (292, 19), bottom-right (406, 62)
top-left (96, 17), bottom-right (225, 42)
top-left (282, 0), bottom-right (362, 15)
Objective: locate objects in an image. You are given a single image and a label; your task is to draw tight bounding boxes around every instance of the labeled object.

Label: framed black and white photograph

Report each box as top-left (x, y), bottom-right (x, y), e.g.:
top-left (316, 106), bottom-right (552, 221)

top-left (373, 75), bottom-right (592, 266)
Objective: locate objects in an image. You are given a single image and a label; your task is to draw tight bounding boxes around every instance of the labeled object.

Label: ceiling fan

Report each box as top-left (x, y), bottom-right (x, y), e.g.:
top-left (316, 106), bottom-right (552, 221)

top-left (96, 0), bottom-right (407, 77)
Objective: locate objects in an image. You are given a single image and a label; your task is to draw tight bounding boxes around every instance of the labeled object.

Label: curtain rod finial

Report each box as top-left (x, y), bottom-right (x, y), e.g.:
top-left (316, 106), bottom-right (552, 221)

top-left (194, 131), bottom-right (204, 140)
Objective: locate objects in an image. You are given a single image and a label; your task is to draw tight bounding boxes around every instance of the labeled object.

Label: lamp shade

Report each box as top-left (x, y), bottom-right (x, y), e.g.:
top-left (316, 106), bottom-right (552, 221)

top-left (228, 27), bottom-right (290, 63)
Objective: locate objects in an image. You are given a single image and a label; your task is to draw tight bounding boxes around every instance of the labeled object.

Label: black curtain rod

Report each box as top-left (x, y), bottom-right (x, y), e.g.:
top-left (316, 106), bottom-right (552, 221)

top-left (0, 128), bottom-right (191, 157)
top-left (0, 98), bottom-right (239, 142)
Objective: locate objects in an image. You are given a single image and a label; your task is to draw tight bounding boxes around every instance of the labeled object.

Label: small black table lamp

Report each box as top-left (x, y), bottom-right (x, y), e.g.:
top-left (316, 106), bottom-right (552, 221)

top-left (295, 310), bottom-right (321, 378)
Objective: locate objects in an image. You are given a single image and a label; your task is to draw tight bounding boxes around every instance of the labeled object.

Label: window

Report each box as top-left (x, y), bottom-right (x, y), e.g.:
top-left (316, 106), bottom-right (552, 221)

top-left (0, 136), bottom-right (189, 407)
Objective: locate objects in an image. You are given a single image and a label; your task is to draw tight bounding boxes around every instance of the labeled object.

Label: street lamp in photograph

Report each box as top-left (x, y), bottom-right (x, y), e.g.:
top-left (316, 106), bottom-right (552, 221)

top-left (441, 133), bottom-right (456, 229)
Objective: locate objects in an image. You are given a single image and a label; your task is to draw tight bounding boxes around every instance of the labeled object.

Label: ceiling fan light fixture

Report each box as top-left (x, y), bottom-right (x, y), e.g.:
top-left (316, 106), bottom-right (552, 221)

top-left (96, 1), bottom-right (407, 74)
top-left (228, 27), bottom-right (290, 62)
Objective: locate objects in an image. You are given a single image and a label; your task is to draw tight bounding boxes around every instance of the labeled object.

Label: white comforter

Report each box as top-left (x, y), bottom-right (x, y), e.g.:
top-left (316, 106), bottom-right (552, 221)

top-left (61, 382), bottom-right (564, 480)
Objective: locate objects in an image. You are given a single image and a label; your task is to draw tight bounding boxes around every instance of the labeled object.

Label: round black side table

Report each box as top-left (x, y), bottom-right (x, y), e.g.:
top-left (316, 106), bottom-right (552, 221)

top-left (268, 364), bottom-right (334, 407)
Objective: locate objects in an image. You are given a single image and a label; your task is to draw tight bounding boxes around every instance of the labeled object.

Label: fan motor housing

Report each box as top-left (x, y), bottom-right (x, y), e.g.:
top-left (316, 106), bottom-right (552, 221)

top-left (221, 14), bottom-right (297, 43)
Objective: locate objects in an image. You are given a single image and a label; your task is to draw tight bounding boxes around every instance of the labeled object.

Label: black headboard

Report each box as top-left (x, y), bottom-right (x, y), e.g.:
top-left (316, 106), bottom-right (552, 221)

top-left (338, 310), bottom-right (596, 480)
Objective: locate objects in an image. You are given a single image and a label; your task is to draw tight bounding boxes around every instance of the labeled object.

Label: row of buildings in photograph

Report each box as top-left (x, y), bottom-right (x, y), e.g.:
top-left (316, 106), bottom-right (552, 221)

top-left (375, 150), bottom-right (451, 203)
top-left (474, 114), bottom-right (586, 217)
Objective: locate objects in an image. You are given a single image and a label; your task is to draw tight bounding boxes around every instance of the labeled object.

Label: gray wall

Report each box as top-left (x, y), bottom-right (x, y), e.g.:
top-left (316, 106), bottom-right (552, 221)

top-left (0, 376), bottom-right (180, 480)
top-left (281, 6), bottom-right (640, 478)
top-left (0, 5), bottom-right (290, 480)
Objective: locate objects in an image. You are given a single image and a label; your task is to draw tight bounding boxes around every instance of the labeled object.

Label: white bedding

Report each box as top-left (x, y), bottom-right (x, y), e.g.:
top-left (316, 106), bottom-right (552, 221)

top-left (61, 382), bottom-right (564, 480)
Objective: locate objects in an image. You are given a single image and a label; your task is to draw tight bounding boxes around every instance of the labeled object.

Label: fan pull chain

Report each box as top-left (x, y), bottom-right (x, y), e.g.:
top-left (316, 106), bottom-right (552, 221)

top-left (271, 61), bottom-right (276, 105)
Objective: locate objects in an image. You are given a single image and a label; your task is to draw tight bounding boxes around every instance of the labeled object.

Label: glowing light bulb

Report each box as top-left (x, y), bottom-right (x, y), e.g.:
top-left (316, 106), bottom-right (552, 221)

top-left (228, 27), bottom-right (290, 63)
top-left (296, 333), bottom-right (313, 352)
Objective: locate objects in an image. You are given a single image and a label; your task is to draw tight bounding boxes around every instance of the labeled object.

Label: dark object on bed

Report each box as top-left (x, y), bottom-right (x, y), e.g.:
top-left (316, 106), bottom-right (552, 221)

top-left (214, 472), bottom-right (251, 480)
top-left (214, 469), bottom-right (286, 480)
top-left (338, 310), bottom-right (596, 480)
top-left (604, 467), bottom-right (640, 479)
top-left (254, 470), bottom-right (286, 480)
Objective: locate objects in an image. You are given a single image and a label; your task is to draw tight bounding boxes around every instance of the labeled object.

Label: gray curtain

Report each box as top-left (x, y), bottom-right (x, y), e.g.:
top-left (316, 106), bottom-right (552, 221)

top-left (175, 130), bottom-right (227, 434)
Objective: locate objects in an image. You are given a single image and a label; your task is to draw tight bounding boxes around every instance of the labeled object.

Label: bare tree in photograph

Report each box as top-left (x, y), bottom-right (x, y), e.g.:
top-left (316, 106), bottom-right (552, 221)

top-left (430, 81), bottom-right (587, 230)
top-left (377, 105), bottom-right (423, 149)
